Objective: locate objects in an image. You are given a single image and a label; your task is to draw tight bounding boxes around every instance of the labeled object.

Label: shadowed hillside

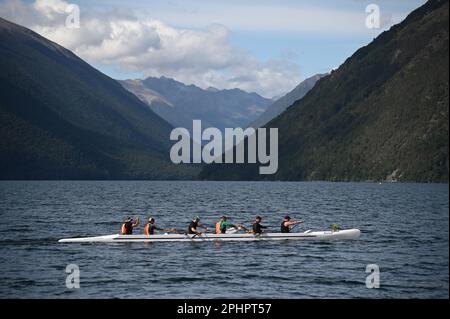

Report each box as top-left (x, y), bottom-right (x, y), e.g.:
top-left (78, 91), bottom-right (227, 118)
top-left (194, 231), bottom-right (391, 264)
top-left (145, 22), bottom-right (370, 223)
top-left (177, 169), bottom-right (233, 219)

top-left (0, 18), bottom-right (198, 179)
top-left (200, 0), bottom-right (449, 183)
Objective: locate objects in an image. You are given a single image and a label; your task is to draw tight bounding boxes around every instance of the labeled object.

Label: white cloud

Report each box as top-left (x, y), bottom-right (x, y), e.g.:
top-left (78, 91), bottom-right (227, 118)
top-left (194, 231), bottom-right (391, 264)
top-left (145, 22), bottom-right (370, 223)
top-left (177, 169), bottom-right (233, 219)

top-left (0, 0), bottom-right (302, 97)
top-left (32, 0), bottom-right (67, 19)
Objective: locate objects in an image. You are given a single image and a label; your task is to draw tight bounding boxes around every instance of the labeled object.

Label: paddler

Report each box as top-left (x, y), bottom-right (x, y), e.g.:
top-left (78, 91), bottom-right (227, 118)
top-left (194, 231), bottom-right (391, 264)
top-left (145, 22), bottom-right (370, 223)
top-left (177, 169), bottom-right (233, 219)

top-left (121, 216), bottom-right (140, 235)
top-left (280, 215), bottom-right (303, 233)
top-left (215, 215), bottom-right (243, 234)
top-left (144, 217), bottom-right (164, 235)
top-left (188, 216), bottom-right (208, 235)
top-left (251, 215), bottom-right (267, 234)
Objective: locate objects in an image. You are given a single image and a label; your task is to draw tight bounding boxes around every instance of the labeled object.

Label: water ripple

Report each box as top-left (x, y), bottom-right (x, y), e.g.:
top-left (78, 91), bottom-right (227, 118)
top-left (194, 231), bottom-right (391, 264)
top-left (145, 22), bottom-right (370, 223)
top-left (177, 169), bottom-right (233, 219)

top-left (0, 181), bottom-right (448, 298)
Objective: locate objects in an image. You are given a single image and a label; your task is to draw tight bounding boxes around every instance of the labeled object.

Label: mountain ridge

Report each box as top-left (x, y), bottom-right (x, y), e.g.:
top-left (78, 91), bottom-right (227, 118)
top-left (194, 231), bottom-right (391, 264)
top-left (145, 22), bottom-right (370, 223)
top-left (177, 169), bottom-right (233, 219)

top-left (0, 17), bottom-right (198, 179)
top-left (200, 0), bottom-right (449, 183)
top-left (250, 73), bottom-right (328, 128)
top-left (119, 76), bottom-right (272, 130)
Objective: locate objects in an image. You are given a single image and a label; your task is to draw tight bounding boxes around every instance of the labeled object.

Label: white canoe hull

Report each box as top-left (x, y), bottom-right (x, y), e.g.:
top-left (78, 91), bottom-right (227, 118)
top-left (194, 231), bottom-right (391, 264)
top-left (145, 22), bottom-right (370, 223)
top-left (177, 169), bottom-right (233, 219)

top-left (58, 229), bottom-right (360, 243)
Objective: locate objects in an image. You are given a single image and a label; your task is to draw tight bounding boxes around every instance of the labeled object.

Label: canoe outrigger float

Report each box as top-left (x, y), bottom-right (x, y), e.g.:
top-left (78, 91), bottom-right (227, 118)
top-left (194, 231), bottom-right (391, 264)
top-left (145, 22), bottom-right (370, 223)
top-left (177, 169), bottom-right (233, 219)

top-left (58, 228), bottom-right (361, 243)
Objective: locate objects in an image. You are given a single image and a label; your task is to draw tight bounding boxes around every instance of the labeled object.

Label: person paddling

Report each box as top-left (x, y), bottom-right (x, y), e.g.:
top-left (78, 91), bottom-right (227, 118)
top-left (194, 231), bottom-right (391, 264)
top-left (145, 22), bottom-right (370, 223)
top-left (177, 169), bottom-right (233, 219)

top-left (188, 216), bottom-right (208, 235)
top-left (280, 215), bottom-right (303, 233)
top-left (144, 217), bottom-right (171, 235)
top-left (215, 216), bottom-right (244, 234)
top-left (121, 216), bottom-right (140, 235)
top-left (251, 216), bottom-right (267, 234)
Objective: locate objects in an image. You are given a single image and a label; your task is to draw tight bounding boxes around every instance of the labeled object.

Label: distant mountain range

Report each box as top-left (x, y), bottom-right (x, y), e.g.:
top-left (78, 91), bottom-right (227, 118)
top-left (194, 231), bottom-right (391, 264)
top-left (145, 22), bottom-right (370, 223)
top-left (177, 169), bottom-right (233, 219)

top-left (200, 0), bottom-right (449, 183)
top-left (120, 77), bottom-right (272, 131)
top-left (250, 73), bottom-right (328, 128)
top-left (0, 17), bottom-right (198, 179)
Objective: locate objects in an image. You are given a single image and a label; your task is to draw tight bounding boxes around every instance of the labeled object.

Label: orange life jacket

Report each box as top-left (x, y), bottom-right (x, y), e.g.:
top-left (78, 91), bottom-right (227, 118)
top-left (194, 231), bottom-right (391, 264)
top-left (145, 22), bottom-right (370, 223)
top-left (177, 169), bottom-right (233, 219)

top-left (215, 221), bottom-right (222, 234)
top-left (144, 224), bottom-right (150, 236)
top-left (121, 222), bottom-right (133, 235)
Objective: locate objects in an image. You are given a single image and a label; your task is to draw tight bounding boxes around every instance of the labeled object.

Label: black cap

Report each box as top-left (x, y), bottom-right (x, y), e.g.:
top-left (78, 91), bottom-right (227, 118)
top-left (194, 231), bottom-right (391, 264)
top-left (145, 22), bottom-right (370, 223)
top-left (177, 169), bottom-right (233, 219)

top-left (284, 215), bottom-right (291, 220)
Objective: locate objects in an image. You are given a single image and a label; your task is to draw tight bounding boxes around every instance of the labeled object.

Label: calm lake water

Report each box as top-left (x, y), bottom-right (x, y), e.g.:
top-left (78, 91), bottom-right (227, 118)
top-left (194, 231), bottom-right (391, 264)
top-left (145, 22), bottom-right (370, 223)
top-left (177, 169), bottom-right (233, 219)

top-left (0, 181), bottom-right (448, 298)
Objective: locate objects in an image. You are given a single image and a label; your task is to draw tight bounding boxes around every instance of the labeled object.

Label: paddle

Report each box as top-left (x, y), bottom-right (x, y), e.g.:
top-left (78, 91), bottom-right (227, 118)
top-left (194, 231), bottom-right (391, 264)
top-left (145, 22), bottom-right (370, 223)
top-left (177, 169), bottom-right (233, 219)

top-left (180, 220), bottom-right (207, 238)
top-left (163, 228), bottom-right (178, 234)
top-left (169, 228), bottom-right (201, 240)
top-left (234, 224), bottom-right (249, 233)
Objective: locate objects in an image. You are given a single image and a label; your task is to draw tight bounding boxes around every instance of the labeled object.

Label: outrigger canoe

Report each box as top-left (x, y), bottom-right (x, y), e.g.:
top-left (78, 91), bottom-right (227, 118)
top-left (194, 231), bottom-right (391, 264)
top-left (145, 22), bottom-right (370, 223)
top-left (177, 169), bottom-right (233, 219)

top-left (58, 228), bottom-right (360, 243)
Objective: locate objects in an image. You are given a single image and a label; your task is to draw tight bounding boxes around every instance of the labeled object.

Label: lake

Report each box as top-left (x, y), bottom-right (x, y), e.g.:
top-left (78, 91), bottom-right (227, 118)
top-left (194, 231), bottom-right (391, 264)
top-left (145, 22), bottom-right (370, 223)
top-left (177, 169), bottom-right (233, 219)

top-left (0, 181), bottom-right (448, 298)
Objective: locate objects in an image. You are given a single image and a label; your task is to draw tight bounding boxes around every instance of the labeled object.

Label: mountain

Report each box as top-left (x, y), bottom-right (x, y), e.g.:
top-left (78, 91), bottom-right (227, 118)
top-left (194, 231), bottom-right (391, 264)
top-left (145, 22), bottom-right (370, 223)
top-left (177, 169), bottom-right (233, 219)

top-left (200, 0), bottom-right (449, 183)
top-left (0, 17), bottom-right (198, 179)
top-left (119, 77), bottom-right (272, 130)
top-left (250, 73), bottom-right (328, 128)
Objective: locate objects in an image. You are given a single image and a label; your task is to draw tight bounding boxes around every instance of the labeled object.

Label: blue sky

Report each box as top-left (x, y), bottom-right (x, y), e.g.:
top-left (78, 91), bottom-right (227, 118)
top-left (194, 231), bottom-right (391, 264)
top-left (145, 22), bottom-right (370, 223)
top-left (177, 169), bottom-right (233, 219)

top-left (1, 0), bottom-right (427, 97)
top-left (80, 0), bottom-right (425, 77)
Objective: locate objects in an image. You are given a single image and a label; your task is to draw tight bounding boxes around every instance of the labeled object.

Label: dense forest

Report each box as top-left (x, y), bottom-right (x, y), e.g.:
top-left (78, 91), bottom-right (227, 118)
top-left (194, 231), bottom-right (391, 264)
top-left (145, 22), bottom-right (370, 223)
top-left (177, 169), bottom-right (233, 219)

top-left (0, 17), bottom-right (198, 179)
top-left (200, 0), bottom-right (449, 183)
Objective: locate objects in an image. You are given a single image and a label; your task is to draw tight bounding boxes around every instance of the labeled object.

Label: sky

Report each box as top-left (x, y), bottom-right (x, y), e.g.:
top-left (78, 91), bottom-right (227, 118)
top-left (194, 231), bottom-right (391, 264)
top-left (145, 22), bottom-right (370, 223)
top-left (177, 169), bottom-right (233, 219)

top-left (0, 0), bottom-right (426, 98)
